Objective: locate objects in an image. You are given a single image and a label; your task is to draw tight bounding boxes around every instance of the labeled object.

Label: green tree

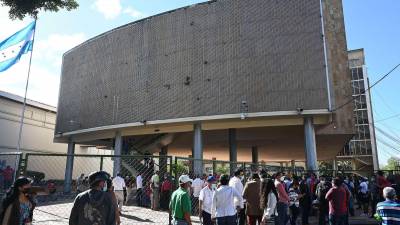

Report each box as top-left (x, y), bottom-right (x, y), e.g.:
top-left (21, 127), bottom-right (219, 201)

top-left (1, 0), bottom-right (79, 20)
top-left (383, 157), bottom-right (400, 170)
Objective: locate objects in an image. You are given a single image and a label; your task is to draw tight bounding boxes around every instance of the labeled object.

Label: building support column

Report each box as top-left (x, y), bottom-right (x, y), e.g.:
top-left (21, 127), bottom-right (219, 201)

top-left (159, 146), bottom-right (168, 179)
top-left (332, 159), bottom-right (337, 176)
top-left (304, 117), bottom-right (318, 172)
top-left (64, 139), bottom-right (75, 193)
top-left (251, 146), bottom-right (258, 172)
top-left (229, 129), bottom-right (237, 175)
top-left (193, 123), bottom-right (203, 176)
top-left (291, 160), bottom-right (296, 175)
top-left (113, 131), bottom-right (122, 177)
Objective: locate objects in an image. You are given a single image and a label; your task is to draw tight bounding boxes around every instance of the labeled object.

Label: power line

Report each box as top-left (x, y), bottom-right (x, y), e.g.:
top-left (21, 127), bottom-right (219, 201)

top-left (375, 126), bottom-right (400, 145)
top-left (376, 138), bottom-right (400, 154)
top-left (375, 112), bottom-right (400, 123)
top-left (333, 63), bottom-right (400, 112)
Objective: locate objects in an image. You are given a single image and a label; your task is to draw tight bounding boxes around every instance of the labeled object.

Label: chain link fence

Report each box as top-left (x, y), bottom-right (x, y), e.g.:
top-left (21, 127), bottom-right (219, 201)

top-left (1, 152), bottom-right (399, 224)
top-left (23, 153), bottom-right (173, 224)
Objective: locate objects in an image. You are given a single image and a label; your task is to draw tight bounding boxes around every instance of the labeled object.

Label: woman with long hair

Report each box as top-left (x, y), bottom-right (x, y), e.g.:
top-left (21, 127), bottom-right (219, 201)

top-left (0, 176), bottom-right (36, 225)
top-left (260, 178), bottom-right (279, 225)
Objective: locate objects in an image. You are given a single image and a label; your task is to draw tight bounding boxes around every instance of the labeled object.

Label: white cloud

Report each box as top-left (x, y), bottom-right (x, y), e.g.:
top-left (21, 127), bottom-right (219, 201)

top-left (123, 7), bottom-right (146, 19)
top-left (0, 57), bottom-right (60, 106)
top-left (93, 0), bottom-right (122, 20)
top-left (35, 33), bottom-right (86, 68)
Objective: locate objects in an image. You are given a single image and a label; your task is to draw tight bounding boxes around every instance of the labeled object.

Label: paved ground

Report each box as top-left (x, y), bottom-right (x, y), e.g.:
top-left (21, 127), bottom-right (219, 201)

top-left (33, 202), bottom-right (378, 225)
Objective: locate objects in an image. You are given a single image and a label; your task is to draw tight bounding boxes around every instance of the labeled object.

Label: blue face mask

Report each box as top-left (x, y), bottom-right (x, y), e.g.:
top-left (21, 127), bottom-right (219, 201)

top-left (211, 184), bottom-right (217, 190)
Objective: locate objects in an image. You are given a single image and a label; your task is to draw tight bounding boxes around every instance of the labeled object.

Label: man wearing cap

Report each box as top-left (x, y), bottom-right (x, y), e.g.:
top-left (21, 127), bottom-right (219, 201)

top-left (70, 171), bottom-right (115, 225)
top-left (212, 174), bottom-right (244, 225)
top-left (199, 176), bottom-right (216, 225)
top-left (170, 174), bottom-right (193, 225)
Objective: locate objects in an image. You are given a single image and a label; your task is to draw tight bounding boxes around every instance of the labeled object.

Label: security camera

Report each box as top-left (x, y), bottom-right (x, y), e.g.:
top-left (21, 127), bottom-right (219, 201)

top-left (296, 108), bottom-right (303, 114)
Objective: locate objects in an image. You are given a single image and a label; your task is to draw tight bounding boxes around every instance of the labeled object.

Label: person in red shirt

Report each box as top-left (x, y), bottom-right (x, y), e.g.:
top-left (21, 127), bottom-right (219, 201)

top-left (376, 171), bottom-right (391, 201)
top-left (274, 172), bottom-right (290, 225)
top-left (326, 177), bottom-right (350, 225)
top-left (3, 166), bottom-right (14, 190)
top-left (160, 174), bottom-right (172, 211)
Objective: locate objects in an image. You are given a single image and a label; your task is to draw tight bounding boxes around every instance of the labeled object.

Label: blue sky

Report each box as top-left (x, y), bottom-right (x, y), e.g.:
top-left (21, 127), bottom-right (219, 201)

top-left (0, 0), bottom-right (399, 165)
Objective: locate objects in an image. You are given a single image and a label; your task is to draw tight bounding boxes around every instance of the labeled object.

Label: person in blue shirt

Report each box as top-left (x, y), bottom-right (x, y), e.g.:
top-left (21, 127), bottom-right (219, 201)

top-left (376, 187), bottom-right (400, 225)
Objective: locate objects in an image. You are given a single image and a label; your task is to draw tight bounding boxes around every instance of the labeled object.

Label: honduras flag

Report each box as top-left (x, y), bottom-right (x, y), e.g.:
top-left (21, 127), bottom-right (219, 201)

top-left (0, 21), bottom-right (36, 72)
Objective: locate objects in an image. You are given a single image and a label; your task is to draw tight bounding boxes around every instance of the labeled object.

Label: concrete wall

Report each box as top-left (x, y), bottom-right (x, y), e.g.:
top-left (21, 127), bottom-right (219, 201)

top-left (318, 0), bottom-right (354, 136)
top-left (56, 0), bottom-right (329, 134)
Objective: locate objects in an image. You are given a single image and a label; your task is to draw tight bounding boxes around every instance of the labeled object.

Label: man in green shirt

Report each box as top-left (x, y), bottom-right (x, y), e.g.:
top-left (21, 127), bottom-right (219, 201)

top-left (170, 174), bottom-right (193, 225)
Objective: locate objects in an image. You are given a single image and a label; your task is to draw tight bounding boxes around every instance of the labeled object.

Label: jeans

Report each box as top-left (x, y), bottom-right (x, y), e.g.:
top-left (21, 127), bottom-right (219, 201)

top-left (202, 211), bottom-right (213, 225)
top-left (275, 202), bottom-right (288, 225)
top-left (329, 214), bottom-right (348, 225)
top-left (237, 207), bottom-right (246, 225)
top-left (217, 215), bottom-right (237, 225)
top-left (289, 205), bottom-right (299, 225)
top-left (301, 204), bottom-right (310, 225)
top-left (136, 188), bottom-right (143, 206)
top-left (318, 205), bottom-right (329, 225)
top-left (247, 215), bottom-right (262, 225)
top-left (173, 219), bottom-right (189, 225)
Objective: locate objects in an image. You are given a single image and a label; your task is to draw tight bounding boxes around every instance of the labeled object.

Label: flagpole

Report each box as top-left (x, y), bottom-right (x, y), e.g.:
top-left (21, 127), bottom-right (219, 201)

top-left (16, 18), bottom-right (37, 152)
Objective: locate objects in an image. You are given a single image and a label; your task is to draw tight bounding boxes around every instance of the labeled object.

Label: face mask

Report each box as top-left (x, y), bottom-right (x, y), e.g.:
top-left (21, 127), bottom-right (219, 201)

top-left (211, 184), bottom-right (217, 190)
top-left (22, 188), bottom-right (31, 194)
top-left (103, 182), bottom-right (108, 192)
top-left (320, 180), bottom-right (325, 184)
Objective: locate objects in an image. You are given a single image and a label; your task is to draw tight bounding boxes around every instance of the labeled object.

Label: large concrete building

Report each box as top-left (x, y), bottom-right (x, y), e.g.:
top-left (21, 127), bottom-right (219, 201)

top-left (55, 0), bottom-right (354, 175)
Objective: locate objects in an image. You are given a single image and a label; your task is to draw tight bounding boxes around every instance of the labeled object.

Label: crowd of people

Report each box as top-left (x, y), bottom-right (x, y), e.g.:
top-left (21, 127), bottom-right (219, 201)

top-left (0, 169), bottom-right (399, 225)
top-left (170, 169), bottom-right (400, 225)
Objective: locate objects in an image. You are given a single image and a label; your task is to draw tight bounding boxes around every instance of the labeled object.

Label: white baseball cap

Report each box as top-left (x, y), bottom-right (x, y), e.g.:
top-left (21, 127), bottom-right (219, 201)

top-left (179, 174), bottom-right (193, 184)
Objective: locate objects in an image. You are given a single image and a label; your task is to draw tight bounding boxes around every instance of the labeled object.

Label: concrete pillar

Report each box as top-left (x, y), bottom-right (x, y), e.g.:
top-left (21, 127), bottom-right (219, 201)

top-left (332, 159), bottom-right (337, 177)
top-left (251, 146), bottom-right (258, 172)
top-left (159, 146), bottom-right (168, 179)
top-left (291, 160), bottom-right (296, 175)
top-left (64, 140), bottom-right (75, 193)
top-left (251, 146), bottom-right (258, 164)
top-left (113, 131), bottom-right (122, 177)
top-left (229, 129), bottom-right (237, 175)
top-left (193, 123), bottom-right (203, 176)
top-left (304, 117), bottom-right (318, 172)
top-left (212, 157), bottom-right (217, 175)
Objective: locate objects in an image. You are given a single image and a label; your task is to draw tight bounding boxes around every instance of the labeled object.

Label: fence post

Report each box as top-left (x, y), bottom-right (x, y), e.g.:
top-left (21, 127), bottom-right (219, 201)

top-left (100, 156), bottom-right (104, 171)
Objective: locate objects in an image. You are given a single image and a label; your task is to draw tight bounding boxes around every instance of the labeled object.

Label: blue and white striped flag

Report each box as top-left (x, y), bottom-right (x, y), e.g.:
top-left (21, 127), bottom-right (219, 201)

top-left (0, 21), bottom-right (36, 72)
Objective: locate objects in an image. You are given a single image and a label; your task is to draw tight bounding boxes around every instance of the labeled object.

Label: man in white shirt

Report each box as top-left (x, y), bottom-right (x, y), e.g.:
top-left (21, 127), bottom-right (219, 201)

top-left (150, 171), bottom-right (160, 210)
top-left (192, 175), bottom-right (205, 215)
top-left (359, 177), bottom-right (369, 216)
top-left (229, 168), bottom-right (245, 225)
top-left (199, 176), bottom-right (216, 225)
top-left (112, 173), bottom-right (126, 212)
top-left (212, 174), bottom-right (244, 224)
top-left (136, 173), bottom-right (143, 206)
